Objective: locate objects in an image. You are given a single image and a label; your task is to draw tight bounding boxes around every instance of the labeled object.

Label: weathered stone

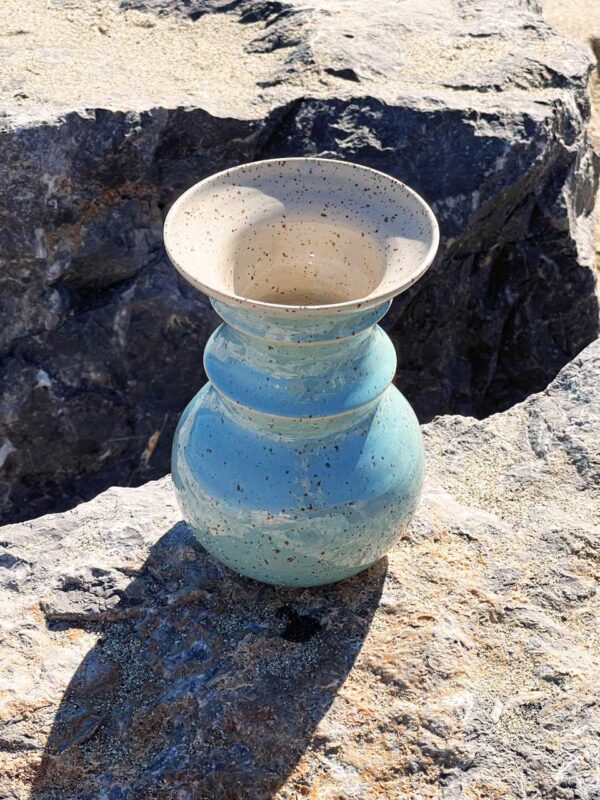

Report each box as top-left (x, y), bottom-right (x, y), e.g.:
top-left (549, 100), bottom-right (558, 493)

top-left (1, 0), bottom-right (598, 523)
top-left (0, 339), bottom-right (598, 799)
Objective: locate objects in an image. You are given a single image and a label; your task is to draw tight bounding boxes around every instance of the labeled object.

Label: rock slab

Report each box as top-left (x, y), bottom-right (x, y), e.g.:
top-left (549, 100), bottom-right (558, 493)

top-left (1, 0), bottom-right (599, 522)
top-left (1, 338), bottom-right (598, 799)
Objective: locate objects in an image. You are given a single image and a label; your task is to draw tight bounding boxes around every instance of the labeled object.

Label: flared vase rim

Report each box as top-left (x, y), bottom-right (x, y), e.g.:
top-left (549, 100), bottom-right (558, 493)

top-left (164, 156), bottom-right (440, 316)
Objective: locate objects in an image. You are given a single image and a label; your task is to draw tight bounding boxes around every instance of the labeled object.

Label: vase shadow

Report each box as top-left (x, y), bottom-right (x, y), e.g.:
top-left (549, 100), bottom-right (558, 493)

top-left (31, 520), bottom-right (387, 800)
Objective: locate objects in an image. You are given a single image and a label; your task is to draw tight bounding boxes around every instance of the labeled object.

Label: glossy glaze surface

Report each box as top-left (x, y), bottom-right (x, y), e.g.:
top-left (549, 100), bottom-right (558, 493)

top-left (172, 302), bottom-right (424, 586)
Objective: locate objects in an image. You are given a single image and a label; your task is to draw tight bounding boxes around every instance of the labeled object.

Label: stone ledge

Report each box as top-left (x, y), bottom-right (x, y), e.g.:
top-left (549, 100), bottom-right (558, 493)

top-left (1, 338), bottom-right (598, 799)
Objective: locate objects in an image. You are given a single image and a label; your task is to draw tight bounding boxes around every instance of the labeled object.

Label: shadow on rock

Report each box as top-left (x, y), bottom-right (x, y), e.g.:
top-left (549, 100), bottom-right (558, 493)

top-left (31, 521), bottom-right (387, 799)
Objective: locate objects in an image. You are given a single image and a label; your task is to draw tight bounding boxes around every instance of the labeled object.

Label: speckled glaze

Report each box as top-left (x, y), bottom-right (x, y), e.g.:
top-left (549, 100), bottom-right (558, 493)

top-left (165, 158), bottom-right (439, 586)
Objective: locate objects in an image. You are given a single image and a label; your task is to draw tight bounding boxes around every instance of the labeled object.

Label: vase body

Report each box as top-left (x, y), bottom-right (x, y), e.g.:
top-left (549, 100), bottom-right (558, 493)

top-left (172, 299), bottom-right (424, 586)
top-left (164, 157), bottom-right (438, 587)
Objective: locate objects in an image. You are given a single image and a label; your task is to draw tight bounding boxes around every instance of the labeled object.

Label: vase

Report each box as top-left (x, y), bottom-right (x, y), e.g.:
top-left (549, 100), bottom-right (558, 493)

top-left (164, 158), bottom-right (438, 587)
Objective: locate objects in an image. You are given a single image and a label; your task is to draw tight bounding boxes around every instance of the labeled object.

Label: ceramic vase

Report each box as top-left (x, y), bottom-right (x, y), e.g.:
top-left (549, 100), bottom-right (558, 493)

top-left (164, 158), bottom-right (439, 587)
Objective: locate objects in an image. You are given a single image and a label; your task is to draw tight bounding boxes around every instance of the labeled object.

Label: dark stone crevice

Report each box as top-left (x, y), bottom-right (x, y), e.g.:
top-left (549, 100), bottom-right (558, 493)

top-left (0, 3), bottom-right (598, 524)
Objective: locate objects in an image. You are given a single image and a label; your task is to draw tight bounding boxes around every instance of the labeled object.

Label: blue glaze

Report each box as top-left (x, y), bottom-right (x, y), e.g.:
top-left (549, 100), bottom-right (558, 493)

top-left (172, 302), bottom-right (424, 587)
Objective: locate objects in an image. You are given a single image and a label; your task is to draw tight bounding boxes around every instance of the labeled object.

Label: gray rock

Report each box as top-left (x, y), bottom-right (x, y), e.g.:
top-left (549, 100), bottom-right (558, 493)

top-left (0, 338), bottom-right (599, 799)
top-left (1, 0), bottom-right (598, 522)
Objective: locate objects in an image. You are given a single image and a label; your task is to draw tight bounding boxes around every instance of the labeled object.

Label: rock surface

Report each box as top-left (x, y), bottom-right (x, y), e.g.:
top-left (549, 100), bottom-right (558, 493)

top-left (1, 338), bottom-right (598, 799)
top-left (1, 0), bottom-right (599, 523)
top-left (544, 0), bottom-right (600, 265)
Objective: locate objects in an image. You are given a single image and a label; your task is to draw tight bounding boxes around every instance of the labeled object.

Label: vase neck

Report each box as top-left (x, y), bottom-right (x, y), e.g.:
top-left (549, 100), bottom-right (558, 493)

top-left (204, 299), bottom-right (396, 424)
top-left (210, 299), bottom-right (391, 344)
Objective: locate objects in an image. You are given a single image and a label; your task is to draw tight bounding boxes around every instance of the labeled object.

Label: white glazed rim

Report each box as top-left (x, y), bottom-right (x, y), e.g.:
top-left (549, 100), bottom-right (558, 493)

top-left (163, 157), bottom-right (440, 315)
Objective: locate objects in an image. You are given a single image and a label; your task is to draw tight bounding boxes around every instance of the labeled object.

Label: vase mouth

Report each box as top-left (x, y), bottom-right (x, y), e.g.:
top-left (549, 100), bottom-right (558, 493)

top-left (164, 157), bottom-right (439, 315)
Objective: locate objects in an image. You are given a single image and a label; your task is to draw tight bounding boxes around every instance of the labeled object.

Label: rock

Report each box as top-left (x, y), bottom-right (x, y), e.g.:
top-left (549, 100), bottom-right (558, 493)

top-left (1, 0), bottom-right (598, 522)
top-left (544, 0), bottom-right (600, 268)
top-left (1, 338), bottom-right (598, 799)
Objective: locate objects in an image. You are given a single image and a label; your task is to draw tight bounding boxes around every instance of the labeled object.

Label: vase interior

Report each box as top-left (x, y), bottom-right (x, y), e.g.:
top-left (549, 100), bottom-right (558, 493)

top-left (164, 158), bottom-right (439, 313)
top-left (231, 219), bottom-right (386, 305)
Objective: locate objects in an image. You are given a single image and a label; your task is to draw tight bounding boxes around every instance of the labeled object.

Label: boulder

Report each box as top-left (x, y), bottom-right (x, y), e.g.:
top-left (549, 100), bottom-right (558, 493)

top-left (1, 338), bottom-right (598, 799)
top-left (1, 0), bottom-right (598, 522)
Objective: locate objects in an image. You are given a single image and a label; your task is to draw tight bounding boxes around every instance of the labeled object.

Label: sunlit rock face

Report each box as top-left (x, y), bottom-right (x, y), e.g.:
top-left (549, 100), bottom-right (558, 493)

top-left (1, 0), bottom-right (598, 522)
top-left (1, 338), bottom-right (598, 798)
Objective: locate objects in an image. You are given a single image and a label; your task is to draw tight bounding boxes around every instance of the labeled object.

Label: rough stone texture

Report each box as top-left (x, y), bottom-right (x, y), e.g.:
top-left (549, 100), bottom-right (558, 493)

top-left (543, 0), bottom-right (600, 264)
top-left (1, 0), bottom-right (599, 523)
top-left (1, 338), bottom-right (598, 799)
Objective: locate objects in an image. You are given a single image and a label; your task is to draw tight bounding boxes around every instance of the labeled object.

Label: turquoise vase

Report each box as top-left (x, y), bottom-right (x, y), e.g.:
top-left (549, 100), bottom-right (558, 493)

top-left (164, 158), bottom-right (438, 587)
